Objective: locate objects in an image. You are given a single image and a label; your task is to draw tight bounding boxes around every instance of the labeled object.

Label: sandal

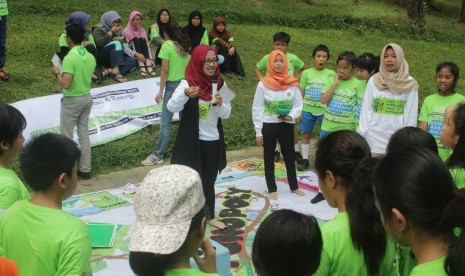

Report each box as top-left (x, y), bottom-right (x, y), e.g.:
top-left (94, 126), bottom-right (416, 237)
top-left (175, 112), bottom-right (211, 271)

top-left (139, 65), bottom-right (148, 76)
top-left (92, 73), bottom-right (100, 84)
top-left (146, 66), bottom-right (156, 76)
top-left (0, 69), bottom-right (9, 81)
top-left (96, 69), bottom-right (111, 83)
top-left (112, 74), bottom-right (127, 83)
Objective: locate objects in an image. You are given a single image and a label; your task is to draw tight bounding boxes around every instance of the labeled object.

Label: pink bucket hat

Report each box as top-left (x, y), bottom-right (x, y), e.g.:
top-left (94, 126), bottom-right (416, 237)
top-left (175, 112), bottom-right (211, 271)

top-left (129, 165), bottom-right (205, 254)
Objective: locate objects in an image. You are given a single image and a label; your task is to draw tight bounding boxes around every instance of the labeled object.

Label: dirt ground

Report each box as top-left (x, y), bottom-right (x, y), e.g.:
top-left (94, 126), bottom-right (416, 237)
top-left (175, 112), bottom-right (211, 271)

top-left (75, 143), bottom-right (317, 195)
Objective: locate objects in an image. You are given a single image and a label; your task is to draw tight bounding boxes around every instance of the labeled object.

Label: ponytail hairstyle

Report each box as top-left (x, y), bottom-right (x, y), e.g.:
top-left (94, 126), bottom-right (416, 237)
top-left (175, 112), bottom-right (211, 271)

top-left (129, 207), bottom-right (205, 276)
top-left (163, 21), bottom-right (191, 53)
top-left (356, 53), bottom-right (380, 74)
top-left (315, 130), bottom-right (386, 276)
top-left (387, 126), bottom-right (438, 154)
top-left (436, 62), bottom-right (459, 93)
top-left (337, 51), bottom-right (357, 69)
top-left (252, 209), bottom-right (323, 276)
top-left (447, 103), bottom-right (465, 170)
top-left (374, 148), bottom-right (465, 276)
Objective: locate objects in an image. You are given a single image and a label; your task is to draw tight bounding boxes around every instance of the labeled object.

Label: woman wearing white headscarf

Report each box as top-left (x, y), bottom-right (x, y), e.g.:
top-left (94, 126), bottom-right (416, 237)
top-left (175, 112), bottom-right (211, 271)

top-left (358, 43), bottom-right (418, 155)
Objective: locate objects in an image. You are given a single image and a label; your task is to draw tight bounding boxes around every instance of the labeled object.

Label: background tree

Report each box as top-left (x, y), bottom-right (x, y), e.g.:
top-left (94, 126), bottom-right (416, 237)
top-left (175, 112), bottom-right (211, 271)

top-left (461, 0), bottom-right (465, 22)
top-left (408, 0), bottom-right (426, 26)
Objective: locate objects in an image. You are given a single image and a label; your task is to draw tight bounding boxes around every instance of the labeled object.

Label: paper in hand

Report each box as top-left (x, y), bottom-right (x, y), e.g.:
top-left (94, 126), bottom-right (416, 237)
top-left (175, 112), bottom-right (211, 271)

top-left (51, 54), bottom-right (63, 74)
top-left (219, 83), bottom-right (236, 104)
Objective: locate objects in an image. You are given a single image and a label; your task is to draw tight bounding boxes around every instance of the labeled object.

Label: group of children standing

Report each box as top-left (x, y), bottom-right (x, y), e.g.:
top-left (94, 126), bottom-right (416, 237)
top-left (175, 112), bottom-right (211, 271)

top-left (252, 31), bottom-right (465, 203)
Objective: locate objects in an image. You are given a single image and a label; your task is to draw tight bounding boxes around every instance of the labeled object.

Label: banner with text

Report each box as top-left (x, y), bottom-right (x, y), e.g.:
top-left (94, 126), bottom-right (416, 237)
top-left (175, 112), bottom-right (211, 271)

top-left (12, 78), bottom-right (179, 147)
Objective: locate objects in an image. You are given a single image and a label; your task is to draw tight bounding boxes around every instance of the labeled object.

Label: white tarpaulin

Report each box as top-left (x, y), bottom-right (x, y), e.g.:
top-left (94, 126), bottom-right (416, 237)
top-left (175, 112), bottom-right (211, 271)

top-left (12, 78), bottom-right (178, 146)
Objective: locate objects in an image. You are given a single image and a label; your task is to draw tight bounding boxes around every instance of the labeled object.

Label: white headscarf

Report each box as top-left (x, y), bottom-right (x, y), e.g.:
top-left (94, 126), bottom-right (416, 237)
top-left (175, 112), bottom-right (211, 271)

top-left (373, 43), bottom-right (418, 95)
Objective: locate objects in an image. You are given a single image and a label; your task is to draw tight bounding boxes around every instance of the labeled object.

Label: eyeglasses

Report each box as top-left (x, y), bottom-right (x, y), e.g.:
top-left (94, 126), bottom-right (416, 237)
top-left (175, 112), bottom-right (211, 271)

top-left (204, 59), bottom-right (219, 65)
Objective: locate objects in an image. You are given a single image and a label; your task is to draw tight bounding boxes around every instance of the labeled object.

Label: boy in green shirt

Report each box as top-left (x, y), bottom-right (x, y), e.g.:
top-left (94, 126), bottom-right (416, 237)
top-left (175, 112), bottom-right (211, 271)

top-left (0, 102), bottom-right (29, 215)
top-left (297, 44), bottom-right (335, 171)
top-left (254, 32), bottom-right (305, 162)
top-left (53, 24), bottom-right (96, 179)
top-left (0, 133), bottom-right (92, 276)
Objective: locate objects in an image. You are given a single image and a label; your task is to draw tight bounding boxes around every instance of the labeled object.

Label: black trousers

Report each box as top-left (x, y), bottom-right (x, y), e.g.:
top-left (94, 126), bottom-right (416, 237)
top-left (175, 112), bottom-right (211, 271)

top-left (128, 37), bottom-right (150, 59)
top-left (217, 45), bottom-right (245, 77)
top-left (199, 140), bottom-right (220, 219)
top-left (263, 122), bottom-right (298, 193)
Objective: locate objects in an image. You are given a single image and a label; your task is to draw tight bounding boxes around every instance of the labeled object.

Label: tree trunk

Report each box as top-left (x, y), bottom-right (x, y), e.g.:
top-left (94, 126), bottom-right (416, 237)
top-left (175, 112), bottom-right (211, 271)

top-left (353, 0), bottom-right (359, 5)
top-left (460, 0), bottom-right (465, 22)
top-left (407, 0), bottom-right (425, 26)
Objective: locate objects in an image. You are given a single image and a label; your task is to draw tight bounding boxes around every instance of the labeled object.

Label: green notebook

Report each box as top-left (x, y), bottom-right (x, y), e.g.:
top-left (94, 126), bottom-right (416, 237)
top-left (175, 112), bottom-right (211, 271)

top-left (88, 222), bottom-right (122, 248)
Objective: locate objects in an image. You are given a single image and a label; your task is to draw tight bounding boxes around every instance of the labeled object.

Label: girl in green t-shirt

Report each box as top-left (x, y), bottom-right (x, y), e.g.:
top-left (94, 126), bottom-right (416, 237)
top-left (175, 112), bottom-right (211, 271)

top-left (320, 51), bottom-right (359, 138)
top-left (374, 148), bottom-right (465, 276)
top-left (441, 103), bottom-right (465, 189)
top-left (314, 131), bottom-right (397, 276)
top-left (141, 21), bottom-right (190, 166)
top-left (420, 62), bottom-right (465, 161)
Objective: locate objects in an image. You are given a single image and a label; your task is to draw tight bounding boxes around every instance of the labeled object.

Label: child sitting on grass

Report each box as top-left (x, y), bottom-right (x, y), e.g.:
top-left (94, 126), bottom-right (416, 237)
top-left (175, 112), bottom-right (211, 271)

top-left (0, 101), bottom-right (29, 215)
top-left (0, 133), bottom-right (91, 276)
top-left (209, 17), bottom-right (245, 80)
top-left (129, 165), bottom-right (219, 276)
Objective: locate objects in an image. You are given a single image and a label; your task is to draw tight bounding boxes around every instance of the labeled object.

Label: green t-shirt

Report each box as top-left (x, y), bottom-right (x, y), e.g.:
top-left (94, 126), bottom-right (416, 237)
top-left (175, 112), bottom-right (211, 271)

top-left (59, 32), bottom-right (96, 48)
top-left (256, 52), bottom-right (305, 77)
top-left (149, 24), bottom-right (160, 41)
top-left (355, 79), bottom-right (368, 126)
top-left (0, 167), bottom-right (29, 215)
top-left (314, 212), bottom-right (398, 276)
top-left (0, 200), bottom-right (92, 276)
top-left (165, 268), bottom-right (219, 276)
top-left (200, 31), bottom-right (209, 46)
top-left (409, 256), bottom-right (447, 276)
top-left (62, 46), bottom-right (96, 97)
top-left (419, 93), bottom-right (465, 161)
top-left (450, 167), bottom-right (465, 189)
top-left (158, 40), bottom-right (190, 82)
top-left (321, 78), bottom-right (359, 132)
top-left (0, 0), bottom-right (8, 16)
top-left (299, 67), bottom-right (335, 115)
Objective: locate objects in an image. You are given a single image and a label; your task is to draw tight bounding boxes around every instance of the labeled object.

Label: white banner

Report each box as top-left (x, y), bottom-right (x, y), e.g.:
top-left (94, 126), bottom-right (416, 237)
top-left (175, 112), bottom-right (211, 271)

top-left (12, 78), bottom-right (179, 146)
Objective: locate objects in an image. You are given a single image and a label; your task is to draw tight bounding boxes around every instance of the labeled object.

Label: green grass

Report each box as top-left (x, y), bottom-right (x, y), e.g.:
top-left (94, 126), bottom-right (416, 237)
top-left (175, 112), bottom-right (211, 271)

top-left (3, 0), bottom-right (465, 175)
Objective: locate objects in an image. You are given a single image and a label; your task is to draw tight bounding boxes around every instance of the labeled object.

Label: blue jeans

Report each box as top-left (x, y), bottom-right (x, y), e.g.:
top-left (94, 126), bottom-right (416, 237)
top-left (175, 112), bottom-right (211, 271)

top-left (0, 15), bottom-right (7, 69)
top-left (98, 42), bottom-right (136, 75)
top-left (152, 80), bottom-right (181, 158)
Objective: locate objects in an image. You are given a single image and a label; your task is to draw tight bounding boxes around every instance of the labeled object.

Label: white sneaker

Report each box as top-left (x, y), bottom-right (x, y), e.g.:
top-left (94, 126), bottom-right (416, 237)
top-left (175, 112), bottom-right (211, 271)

top-left (141, 154), bottom-right (164, 166)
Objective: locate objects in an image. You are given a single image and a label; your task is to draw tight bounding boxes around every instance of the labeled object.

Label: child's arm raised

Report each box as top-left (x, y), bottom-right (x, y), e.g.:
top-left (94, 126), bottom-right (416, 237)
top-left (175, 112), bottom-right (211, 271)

top-left (321, 73), bottom-right (340, 104)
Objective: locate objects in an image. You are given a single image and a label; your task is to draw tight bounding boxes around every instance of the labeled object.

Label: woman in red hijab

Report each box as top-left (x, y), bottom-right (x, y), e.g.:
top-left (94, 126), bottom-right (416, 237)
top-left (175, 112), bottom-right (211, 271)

top-left (252, 50), bottom-right (305, 200)
top-left (208, 17), bottom-right (245, 80)
top-left (168, 45), bottom-right (231, 230)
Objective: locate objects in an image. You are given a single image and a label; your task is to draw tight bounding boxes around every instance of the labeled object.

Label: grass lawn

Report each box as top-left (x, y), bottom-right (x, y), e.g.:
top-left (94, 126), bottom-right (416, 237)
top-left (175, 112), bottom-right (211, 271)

top-left (2, 0), bottom-right (465, 175)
